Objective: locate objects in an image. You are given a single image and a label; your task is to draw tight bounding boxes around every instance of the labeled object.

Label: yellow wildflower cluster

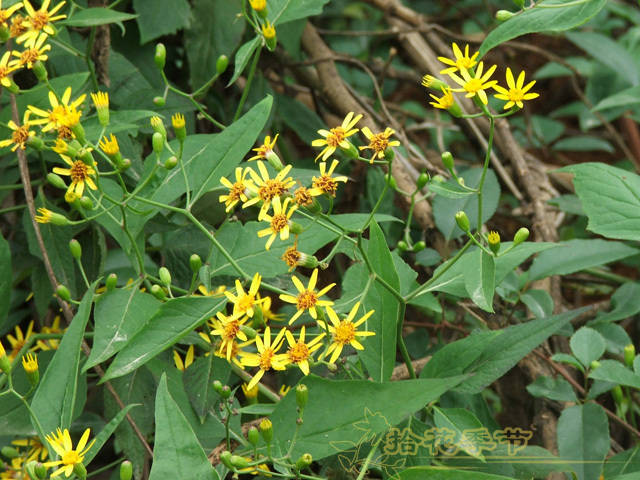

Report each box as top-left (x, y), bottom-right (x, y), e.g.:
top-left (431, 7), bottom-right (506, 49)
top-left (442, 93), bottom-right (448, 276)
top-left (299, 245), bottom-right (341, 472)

top-left (422, 42), bottom-right (539, 112)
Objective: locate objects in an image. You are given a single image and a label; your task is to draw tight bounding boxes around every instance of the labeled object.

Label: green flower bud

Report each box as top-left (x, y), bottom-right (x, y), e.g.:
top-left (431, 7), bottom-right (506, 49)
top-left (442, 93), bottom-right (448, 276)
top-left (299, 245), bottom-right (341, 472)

top-left (153, 96), bottom-right (166, 107)
top-left (385, 173), bottom-right (397, 189)
top-left (624, 344), bottom-right (636, 368)
top-left (590, 360), bottom-right (601, 370)
top-left (295, 453), bottom-right (313, 471)
top-left (421, 74), bottom-right (449, 92)
top-left (240, 324), bottom-right (257, 339)
top-left (1, 446), bottom-right (20, 459)
top-left (56, 284), bottom-right (71, 302)
top-left (341, 140), bottom-right (359, 159)
top-left (152, 132), bottom-right (164, 153)
top-left (150, 284), bottom-right (166, 300)
top-left (432, 174), bottom-right (446, 183)
top-left (441, 151), bottom-right (455, 171)
top-left (513, 227), bottom-right (530, 246)
top-left (106, 273), bottom-right (118, 291)
top-left (213, 380), bottom-right (224, 393)
top-left (120, 158), bottom-right (132, 171)
top-left (266, 150), bottom-right (284, 171)
top-left (216, 55), bottom-right (229, 75)
top-left (396, 240), bottom-right (408, 252)
top-left (69, 239), bottom-right (82, 260)
top-left (154, 43), bottom-right (166, 70)
top-left (159, 267), bottom-right (171, 287)
top-left (259, 418), bottom-right (273, 444)
top-left (496, 9), bottom-right (515, 21)
top-left (73, 462), bottom-right (87, 480)
top-left (164, 156), bottom-right (178, 169)
top-left (230, 455), bottom-right (250, 469)
top-left (0, 354), bottom-right (10, 375)
top-left (455, 211), bottom-right (470, 232)
top-left (0, 25), bottom-right (9, 42)
top-left (25, 461), bottom-right (43, 480)
top-left (220, 385), bottom-right (231, 399)
top-left (219, 451), bottom-right (233, 469)
top-left (27, 135), bottom-right (44, 150)
top-left (34, 463), bottom-right (47, 480)
top-left (79, 197), bottom-right (93, 210)
top-left (33, 60), bottom-right (48, 82)
top-left (247, 426), bottom-right (260, 446)
top-left (71, 123), bottom-right (86, 144)
top-left (120, 461), bottom-right (132, 480)
top-left (611, 385), bottom-right (624, 404)
top-left (487, 231), bottom-right (500, 255)
top-left (416, 172), bottom-right (429, 189)
top-left (413, 240), bottom-right (426, 252)
top-left (296, 384), bottom-right (308, 410)
top-left (5, 77), bottom-right (19, 94)
top-left (290, 222), bottom-right (304, 235)
top-left (47, 172), bottom-right (67, 189)
top-left (384, 147), bottom-right (395, 162)
top-left (190, 254), bottom-right (202, 273)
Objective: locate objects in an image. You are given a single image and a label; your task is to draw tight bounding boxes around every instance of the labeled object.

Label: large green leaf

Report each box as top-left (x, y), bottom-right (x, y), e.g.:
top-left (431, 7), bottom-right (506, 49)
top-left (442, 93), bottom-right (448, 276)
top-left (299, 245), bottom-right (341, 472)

top-left (433, 407), bottom-right (485, 459)
top-left (589, 360), bottom-right (640, 389)
top-left (227, 36), bottom-right (261, 86)
top-left (594, 282), bottom-right (640, 323)
top-left (85, 288), bottom-right (161, 370)
top-left (464, 249), bottom-right (495, 312)
top-left (479, 0), bottom-right (608, 56)
top-left (149, 374), bottom-right (220, 480)
top-left (31, 283), bottom-right (96, 437)
top-left (133, 0), bottom-right (191, 44)
top-left (269, 375), bottom-right (465, 461)
top-left (62, 8), bottom-right (138, 27)
top-left (358, 220), bottom-right (400, 382)
top-left (267, 0), bottom-right (331, 25)
top-left (183, 354), bottom-right (230, 422)
top-left (561, 163), bottom-right (640, 241)
top-left (557, 403), bottom-right (609, 480)
top-left (593, 85), bottom-right (640, 111)
top-left (101, 296), bottom-right (226, 381)
top-left (0, 231), bottom-right (11, 330)
top-left (569, 327), bottom-right (606, 368)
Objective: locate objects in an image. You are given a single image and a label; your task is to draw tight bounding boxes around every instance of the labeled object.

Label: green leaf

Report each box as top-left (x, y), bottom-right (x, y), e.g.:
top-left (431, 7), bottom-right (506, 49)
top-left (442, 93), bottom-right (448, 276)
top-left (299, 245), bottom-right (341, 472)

top-left (61, 8), bottom-right (138, 27)
top-left (31, 283), bottom-right (96, 437)
top-left (557, 402), bottom-right (609, 480)
top-left (149, 374), bottom-right (220, 480)
top-left (85, 289), bottom-right (161, 370)
top-left (358, 220), bottom-right (400, 382)
top-left (561, 162), bottom-right (640, 241)
top-left (553, 136), bottom-right (614, 153)
top-left (433, 168), bottom-right (500, 240)
top-left (589, 322), bottom-right (632, 355)
top-left (397, 467), bottom-right (517, 480)
top-left (102, 296), bottom-right (226, 382)
top-left (185, 0), bottom-right (245, 89)
top-left (183, 354), bottom-right (230, 422)
top-left (594, 282), bottom-right (640, 323)
top-left (227, 36), bottom-right (261, 86)
top-left (566, 31), bottom-right (639, 86)
top-left (133, 0), bottom-right (191, 44)
top-left (464, 249), bottom-right (495, 312)
top-left (479, 0), bottom-right (608, 57)
top-left (593, 85), bottom-right (640, 111)
top-left (520, 289), bottom-right (554, 319)
top-left (84, 404), bottom-right (137, 465)
top-left (0, 232), bottom-right (10, 329)
top-left (428, 179), bottom-right (474, 199)
top-left (548, 194), bottom-right (585, 216)
top-left (269, 374), bottom-right (465, 461)
top-left (551, 353), bottom-right (584, 372)
top-left (528, 239), bottom-right (639, 281)
top-left (589, 360), bottom-right (640, 389)
top-left (603, 446), bottom-right (640, 478)
top-left (276, 94), bottom-right (325, 143)
top-left (526, 376), bottom-right (578, 402)
top-left (570, 327), bottom-right (606, 367)
top-left (433, 407), bottom-right (486, 459)
top-left (267, 0), bottom-right (331, 25)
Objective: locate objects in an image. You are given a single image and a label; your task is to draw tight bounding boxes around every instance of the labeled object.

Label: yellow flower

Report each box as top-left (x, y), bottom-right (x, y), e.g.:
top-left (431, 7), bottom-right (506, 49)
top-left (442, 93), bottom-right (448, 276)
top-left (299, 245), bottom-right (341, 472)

top-left (279, 268), bottom-right (335, 325)
top-left (239, 326), bottom-right (289, 390)
top-left (320, 301), bottom-right (375, 364)
top-left (243, 161), bottom-right (296, 219)
top-left (11, 32), bottom-right (51, 68)
top-left (19, 0), bottom-right (67, 44)
top-left (171, 112), bottom-right (185, 129)
top-left (0, 339), bottom-right (6, 358)
top-left (312, 159), bottom-right (348, 197)
top-left (99, 134), bottom-right (119, 155)
top-left (0, 110), bottom-right (36, 151)
top-left (210, 311), bottom-right (249, 360)
top-left (12, 436), bottom-right (49, 462)
top-left (21, 352), bottom-right (38, 372)
top-left (52, 156), bottom-right (97, 200)
top-left (437, 43), bottom-right (479, 75)
top-left (224, 272), bottom-right (265, 318)
top-left (0, 1), bottom-right (23, 27)
top-left (242, 382), bottom-right (259, 399)
top-left (282, 243), bottom-right (301, 271)
top-left (35, 207), bottom-right (52, 223)
top-left (250, 0), bottom-right (266, 12)
top-left (219, 167), bottom-right (251, 212)
top-left (197, 284), bottom-right (226, 297)
top-left (493, 67), bottom-right (539, 109)
top-left (284, 326), bottom-right (325, 375)
top-left (278, 384), bottom-right (291, 396)
top-left (258, 295), bottom-right (284, 322)
top-left (261, 21), bottom-right (275, 40)
top-left (448, 61), bottom-right (498, 105)
top-left (29, 87), bottom-right (86, 133)
top-left (90, 91), bottom-right (108, 109)
top-left (311, 112), bottom-right (362, 161)
top-left (173, 345), bottom-right (194, 371)
top-left (0, 50), bottom-right (20, 88)
top-left (248, 133), bottom-right (278, 161)
top-left (44, 428), bottom-right (95, 478)
top-left (10, 14), bottom-right (28, 39)
top-left (6, 320), bottom-right (34, 359)
top-left (0, 457), bottom-right (28, 480)
top-left (213, 338), bottom-right (254, 369)
top-left (293, 185), bottom-right (322, 207)
top-left (429, 86), bottom-right (455, 110)
top-left (36, 315), bottom-right (64, 350)
top-left (257, 196), bottom-right (298, 250)
top-left (359, 127), bottom-right (400, 163)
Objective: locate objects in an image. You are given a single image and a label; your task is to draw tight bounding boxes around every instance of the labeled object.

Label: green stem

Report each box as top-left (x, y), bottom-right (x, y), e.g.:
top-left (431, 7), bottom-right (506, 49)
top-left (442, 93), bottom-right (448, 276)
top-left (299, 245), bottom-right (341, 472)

top-left (233, 44), bottom-right (262, 122)
top-left (355, 434), bottom-right (384, 480)
top-left (396, 302), bottom-right (415, 379)
top-left (476, 115), bottom-right (495, 233)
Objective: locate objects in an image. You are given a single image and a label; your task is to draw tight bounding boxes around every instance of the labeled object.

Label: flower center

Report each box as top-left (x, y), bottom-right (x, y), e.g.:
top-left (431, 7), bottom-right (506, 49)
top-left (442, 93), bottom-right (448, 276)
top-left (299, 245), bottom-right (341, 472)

top-left (20, 48), bottom-right (39, 65)
top-left (294, 187), bottom-right (312, 206)
top-left (12, 126), bottom-right (30, 147)
top-left (507, 88), bottom-right (525, 102)
top-left (270, 214), bottom-right (288, 233)
top-left (312, 175), bottom-right (338, 196)
top-left (57, 125), bottom-right (73, 140)
top-left (31, 11), bottom-right (50, 30)
top-left (326, 127), bottom-right (346, 148)
top-left (457, 58), bottom-right (475, 70)
top-left (296, 290), bottom-right (317, 310)
top-left (70, 161), bottom-right (89, 182)
top-left (258, 179), bottom-right (286, 201)
top-left (369, 134), bottom-right (389, 153)
top-left (237, 294), bottom-right (255, 313)
top-left (464, 78), bottom-right (483, 94)
top-left (282, 246), bottom-right (301, 267)
top-left (229, 182), bottom-right (245, 201)
top-left (334, 320), bottom-right (356, 345)
top-left (0, 66), bottom-right (8, 79)
top-left (222, 320), bottom-right (240, 340)
top-left (259, 348), bottom-right (274, 370)
top-left (62, 450), bottom-right (81, 466)
top-left (10, 16), bottom-right (27, 38)
top-left (288, 342), bottom-right (310, 363)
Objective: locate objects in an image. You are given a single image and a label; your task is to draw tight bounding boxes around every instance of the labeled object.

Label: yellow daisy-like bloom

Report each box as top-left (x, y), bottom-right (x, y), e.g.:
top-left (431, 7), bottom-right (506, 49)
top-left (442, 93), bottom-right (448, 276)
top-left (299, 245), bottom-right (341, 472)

top-left (10, 14), bottom-right (28, 38)
top-left (99, 134), bottom-right (119, 155)
top-left (36, 315), bottom-right (64, 351)
top-left (12, 436), bottom-right (48, 462)
top-left (0, 50), bottom-right (20, 88)
top-left (279, 268), bottom-right (335, 325)
top-left (320, 301), bottom-right (375, 364)
top-left (258, 295), bottom-right (284, 322)
top-left (249, 0), bottom-right (266, 12)
top-left (18, 0), bottom-right (67, 45)
top-left (261, 21), bottom-right (275, 40)
top-left (29, 87), bottom-right (86, 133)
top-left (257, 196), bottom-right (298, 250)
top-left (429, 86), bottom-right (455, 110)
top-left (90, 91), bottom-right (108, 109)
top-left (197, 284), bottom-right (227, 297)
top-left (210, 311), bottom-right (249, 360)
top-left (35, 207), bottom-right (53, 224)
top-left (173, 344), bottom-right (194, 371)
top-left (282, 242), bottom-right (301, 271)
top-left (284, 326), bottom-right (325, 375)
top-left (244, 161), bottom-right (296, 219)
top-left (21, 352), bottom-right (38, 373)
top-left (239, 326), bottom-right (289, 390)
top-left (6, 320), bottom-right (34, 359)
top-left (219, 167), bottom-right (251, 212)
top-left (359, 126), bottom-right (400, 163)
top-left (44, 428), bottom-right (95, 478)
top-left (448, 62), bottom-right (498, 105)
top-left (0, 1), bottom-right (23, 27)
top-left (311, 112), bottom-right (362, 161)
top-left (52, 155), bottom-right (97, 200)
top-left (213, 338), bottom-right (254, 369)
top-left (241, 382), bottom-right (259, 400)
top-left (1, 457), bottom-right (27, 480)
top-left (0, 110), bottom-right (36, 151)
top-left (224, 272), bottom-right (265, 318)
top-left (493, 67), bottom-right (539, 110)
top-left (248, 133), bottom-right (278, 161)
top-left (11, 32), bottom-right (51, 68)
top-left (293, 185), bottom-right (322, 207)
top-left (437, 43), bottom-right (479, 75)
top-left (312, 159), bottom-right (348, 197)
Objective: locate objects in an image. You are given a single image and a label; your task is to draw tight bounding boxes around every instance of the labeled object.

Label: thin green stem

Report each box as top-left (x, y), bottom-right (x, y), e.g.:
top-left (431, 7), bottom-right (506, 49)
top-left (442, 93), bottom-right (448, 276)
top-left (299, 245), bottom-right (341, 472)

top-left (476, 115), bottom-right (495, 233)
top-left (355, 434), bottom-right (385, 480)
top-left (396, 302), bottom-right (416, 379)
top-left (234, 44), bottom-right (262, 122)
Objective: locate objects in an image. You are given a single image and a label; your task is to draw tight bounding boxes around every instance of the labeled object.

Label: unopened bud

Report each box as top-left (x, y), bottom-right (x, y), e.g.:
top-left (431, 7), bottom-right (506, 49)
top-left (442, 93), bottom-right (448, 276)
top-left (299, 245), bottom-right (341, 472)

top-left (239, 325), bottom-right (257, 339)
top-left (1, 446), bottom-right (20, 459)
top-left (590, 360), bottom-right (601, 370)
top-left (120, 158), bottom-right (132, 171)
top-left (455, 211), bottom-right (470, 232)
top-left (416, 172), bottom-right (429, 189)
top-left (154, 43), bottom-right (166, 70)
top-left (230, 455), bottom-right (250, 469)
top-left (296, 384), bottom-right (308, 409)
top-left (248, 426), bottom-right (260, 446)
top-left (262, 22), bottom-right (277, 51)
top-left (487, 231), bottom-right (500, 255)
top-left (34, 463), bottom-right (46, 480)
top-left (216, 55), bottom-right (229, 75)
top-left (56, 284), bottom-right (71, 302)
top-left (150, 284), bottom-right (166, 300)
top-left (259, 418), bottom-right (273, 444)
top-left (290, 222), bottom-right (304, 235)
top-left (342, 140), bottom-right (359, 159)
top-left (119, 461), bottom-right (132, 480)
top-left (513, 0), bottom-right (525, 8)
top-left (27, 135), bottom-right (44, 150)
top-left (624, 344), bottom-right (635, 368)
top-left (106, 273), bottom-right (118, 291)
top-left (413, 240), bottom-right (426, 252)
top-left (384, 147), bottom-right (395, 162)
top-left (79, 197), bottom-right (93, 210)
top-left (0, 24), bottom-right (9, 42)
top-left (421, 74), bottom-right (449, 91)
top-left (47, 173), bottom-right (67, 189)
top-left (385, 173), bottom-right (397, 189)
top-left (219, 451), bottom-right (233, 469)
top-left (190, 254), bottom-right (202, 273)
top-left (513, 227), bottom-right (530, 246)
top-left (441, 151), bottom-right (455, 171)
top-left (73, 462), bottom-right (87, 480)
top-left (164, 156), bottom-right (178, 169)
top-left (152, 132), bottom-right (164, 153)
top-left (220, 385), bottom-right (231, 399)
top-left (33, 60), bottom-right (48, 82)
top-left (396, 240), bottom-right (408, 252)
top-left (69, 239), bottom-right (82, 260)
top-left (158, 267), bottom-right (171, 287)
top-left (495, 9), bottom-right (515, 21)
top-left (153, 96), bottom-right (165, 107)
top-left (295, 453), bottom-right (313, 471)
top-left (213, 380), bottom-right (224, 393)
top-left (611, 385), bottom-right (624, 404)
